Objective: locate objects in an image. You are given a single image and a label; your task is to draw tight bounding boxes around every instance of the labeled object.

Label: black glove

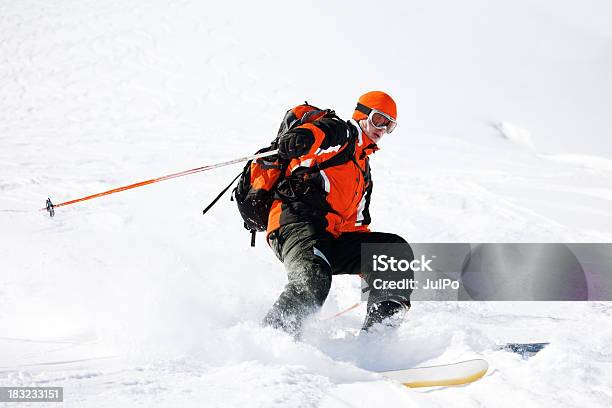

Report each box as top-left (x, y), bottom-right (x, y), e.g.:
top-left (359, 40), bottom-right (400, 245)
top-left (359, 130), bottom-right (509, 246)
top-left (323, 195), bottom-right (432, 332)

top-left (278, 131), bottom-right (315, 159)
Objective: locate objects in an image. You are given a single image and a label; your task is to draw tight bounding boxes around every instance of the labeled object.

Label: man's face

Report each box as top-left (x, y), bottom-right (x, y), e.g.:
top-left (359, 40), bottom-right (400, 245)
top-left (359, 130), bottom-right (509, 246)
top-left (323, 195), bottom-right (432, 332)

top-left (359, 119), bottom-right (386, 144)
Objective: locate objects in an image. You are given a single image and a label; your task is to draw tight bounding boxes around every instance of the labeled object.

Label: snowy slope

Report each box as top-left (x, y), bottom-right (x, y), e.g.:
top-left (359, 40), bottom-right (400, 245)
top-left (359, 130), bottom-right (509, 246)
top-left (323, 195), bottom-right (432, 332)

top-left (1, 1), bottom-right (612, 407)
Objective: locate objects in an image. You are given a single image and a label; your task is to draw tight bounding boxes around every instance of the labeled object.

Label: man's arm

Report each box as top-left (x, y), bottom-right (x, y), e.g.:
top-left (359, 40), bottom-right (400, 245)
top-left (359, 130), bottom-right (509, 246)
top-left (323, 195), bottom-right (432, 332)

top-left (278, 118), bottom-right (351, 162)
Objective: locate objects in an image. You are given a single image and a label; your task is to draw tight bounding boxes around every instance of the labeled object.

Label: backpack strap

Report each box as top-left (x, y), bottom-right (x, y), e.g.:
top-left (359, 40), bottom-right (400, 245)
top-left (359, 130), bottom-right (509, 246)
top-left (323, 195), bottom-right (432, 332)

top-left (202, 172), bottom-right (242, 215)
top-left (316, 121), bottom-right (358, 171)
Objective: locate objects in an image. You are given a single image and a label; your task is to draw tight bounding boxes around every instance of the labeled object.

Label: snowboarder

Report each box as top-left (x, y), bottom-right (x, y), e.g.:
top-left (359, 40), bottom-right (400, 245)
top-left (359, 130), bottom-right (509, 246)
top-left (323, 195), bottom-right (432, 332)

top-left (262, 91), bottom-right (414, 337)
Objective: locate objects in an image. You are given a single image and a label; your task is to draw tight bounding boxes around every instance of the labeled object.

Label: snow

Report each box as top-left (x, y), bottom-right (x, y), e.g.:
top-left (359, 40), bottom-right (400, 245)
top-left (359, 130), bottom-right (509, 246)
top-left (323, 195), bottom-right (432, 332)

top-left (1, 0), bottom-right (612, 407)
top-left (494, 122), bottom-right (536, 150)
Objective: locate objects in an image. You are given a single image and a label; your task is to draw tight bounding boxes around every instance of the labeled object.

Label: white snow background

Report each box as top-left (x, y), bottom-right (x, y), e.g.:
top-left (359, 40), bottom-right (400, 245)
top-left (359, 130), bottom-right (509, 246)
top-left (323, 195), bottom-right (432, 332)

top-left (1, 0), bottom-right (612, 407)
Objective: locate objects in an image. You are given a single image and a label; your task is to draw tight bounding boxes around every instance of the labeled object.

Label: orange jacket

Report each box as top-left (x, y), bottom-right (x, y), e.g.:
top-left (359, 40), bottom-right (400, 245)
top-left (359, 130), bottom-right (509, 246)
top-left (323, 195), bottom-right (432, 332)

top-left (267, 118), bottom-right (378, 238)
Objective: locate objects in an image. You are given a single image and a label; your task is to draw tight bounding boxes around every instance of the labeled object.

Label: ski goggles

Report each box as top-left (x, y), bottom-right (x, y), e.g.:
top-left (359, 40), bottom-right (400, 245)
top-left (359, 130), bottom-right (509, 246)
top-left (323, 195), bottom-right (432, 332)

top-left (355, 103), bottom-right (397, 134)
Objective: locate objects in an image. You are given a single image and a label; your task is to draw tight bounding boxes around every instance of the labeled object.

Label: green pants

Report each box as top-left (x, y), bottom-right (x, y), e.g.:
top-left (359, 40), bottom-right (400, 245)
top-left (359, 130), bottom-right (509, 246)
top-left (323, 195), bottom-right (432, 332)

top-left (263, 221), bottom-right (413, 336)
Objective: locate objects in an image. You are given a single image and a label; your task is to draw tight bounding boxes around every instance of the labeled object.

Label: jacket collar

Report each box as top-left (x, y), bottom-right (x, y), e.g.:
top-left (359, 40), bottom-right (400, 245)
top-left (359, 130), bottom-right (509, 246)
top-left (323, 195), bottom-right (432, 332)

top-left (349, 119), bottom-right (379, 156)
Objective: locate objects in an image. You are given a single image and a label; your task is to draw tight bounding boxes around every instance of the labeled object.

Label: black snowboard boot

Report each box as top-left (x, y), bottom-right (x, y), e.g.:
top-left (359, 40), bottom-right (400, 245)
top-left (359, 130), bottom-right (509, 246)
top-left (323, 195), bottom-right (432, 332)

top-left (361, 299), bottom-right (409, 332)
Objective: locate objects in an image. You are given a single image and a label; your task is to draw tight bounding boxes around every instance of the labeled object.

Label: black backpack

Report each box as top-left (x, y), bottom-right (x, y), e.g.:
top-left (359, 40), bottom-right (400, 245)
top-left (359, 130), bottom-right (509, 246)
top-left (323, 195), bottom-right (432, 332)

top-left (203, 102), bottom-right (355, 246)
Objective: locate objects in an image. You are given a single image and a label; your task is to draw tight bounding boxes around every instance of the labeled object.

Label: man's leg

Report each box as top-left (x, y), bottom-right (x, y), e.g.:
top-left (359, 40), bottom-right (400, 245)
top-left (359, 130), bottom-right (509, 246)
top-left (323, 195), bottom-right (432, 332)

top-left (331, 232), bottom-right (414, 331)
top-left (262, 222), bottom-right (334, 337)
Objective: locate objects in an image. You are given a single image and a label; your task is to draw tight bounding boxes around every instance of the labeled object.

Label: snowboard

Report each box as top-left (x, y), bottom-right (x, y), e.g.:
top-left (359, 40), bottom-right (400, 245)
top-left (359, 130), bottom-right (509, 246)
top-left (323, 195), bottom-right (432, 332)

top-left (374, 342), bottom-right (547, 388)
top-left (377, 358), bottom-right (488, 388)
top-left (376, 342), bottom-right (548, 388)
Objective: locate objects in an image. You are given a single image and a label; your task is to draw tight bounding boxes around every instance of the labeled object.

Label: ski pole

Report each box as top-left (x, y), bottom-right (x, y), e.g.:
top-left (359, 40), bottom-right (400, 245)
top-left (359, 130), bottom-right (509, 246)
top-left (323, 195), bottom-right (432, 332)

top-left (321, 302), bottom-right (363, 321)
top-left (42, 149), bottom-right (279, 217)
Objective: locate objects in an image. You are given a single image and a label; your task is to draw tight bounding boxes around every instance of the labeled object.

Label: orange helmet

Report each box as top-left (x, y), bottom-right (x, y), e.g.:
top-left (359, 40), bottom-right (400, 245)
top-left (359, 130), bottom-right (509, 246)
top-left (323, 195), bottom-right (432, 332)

top-left (352, 91), bottom-right (397, 121)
